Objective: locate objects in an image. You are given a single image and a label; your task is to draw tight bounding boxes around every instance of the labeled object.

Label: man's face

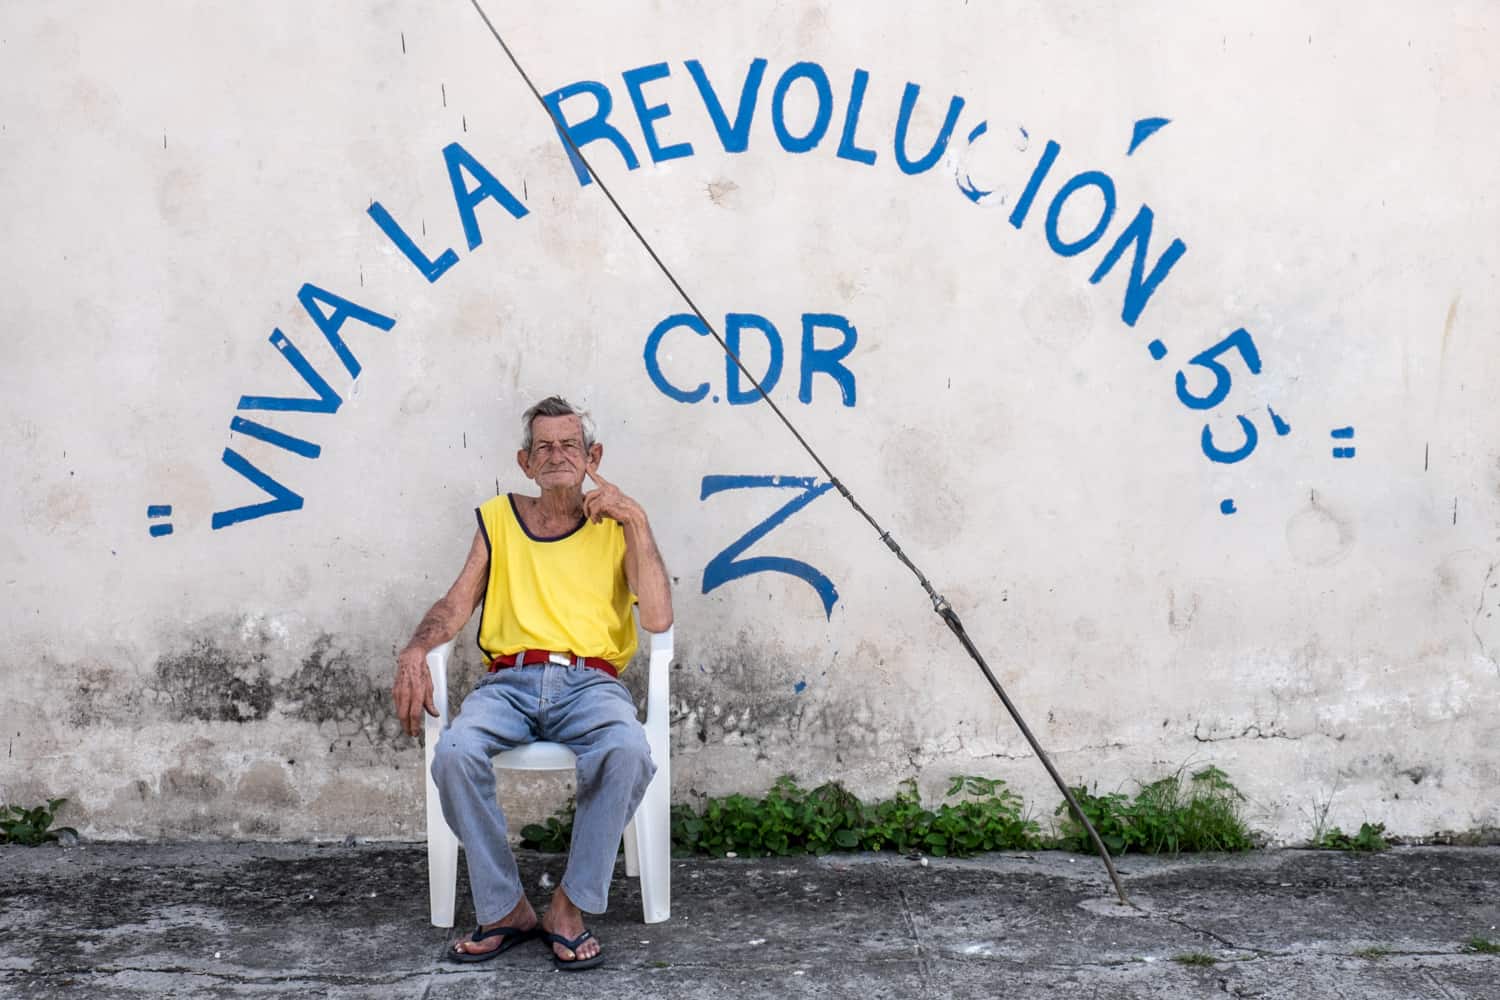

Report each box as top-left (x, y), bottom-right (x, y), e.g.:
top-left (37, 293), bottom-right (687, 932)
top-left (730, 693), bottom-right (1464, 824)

top-left (517, 414), bottom-right (599, 489)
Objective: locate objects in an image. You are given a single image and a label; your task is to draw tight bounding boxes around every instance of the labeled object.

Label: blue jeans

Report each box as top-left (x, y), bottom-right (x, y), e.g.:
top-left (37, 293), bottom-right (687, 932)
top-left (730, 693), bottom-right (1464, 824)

top-left (430, 661), bottom-right (656, 922)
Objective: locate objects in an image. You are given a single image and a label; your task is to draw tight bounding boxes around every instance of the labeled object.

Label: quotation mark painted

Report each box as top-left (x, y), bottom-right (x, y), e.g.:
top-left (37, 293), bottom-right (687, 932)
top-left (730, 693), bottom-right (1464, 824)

top-left (1127, 117), bottom-right (1171, 156)
top-left (1331, 426), bottom-right (1356, 459)
top-left (147, 505), bottom-right (173, 537)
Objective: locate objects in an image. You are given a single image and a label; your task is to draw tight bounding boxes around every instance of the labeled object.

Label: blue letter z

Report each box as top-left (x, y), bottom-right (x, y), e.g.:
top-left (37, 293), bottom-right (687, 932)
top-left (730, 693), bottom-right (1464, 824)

top-left (700, 475), bottom-right (838, 618)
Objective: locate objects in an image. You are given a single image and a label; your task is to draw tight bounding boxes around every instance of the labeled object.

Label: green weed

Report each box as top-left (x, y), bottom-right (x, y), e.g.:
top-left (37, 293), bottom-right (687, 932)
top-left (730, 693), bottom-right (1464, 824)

top-left (1315, 822), bottom-right (1388, 852)
top-left (670, 774), bottom-right (1042, 858)
top-left (0, 799), bottom-right (77, 846)
top-left (1171, 952), bottom-right (1216, 966)
top-left (518, 802), bottom-right (574, 852)
top-left (519, 767), bottom-right (1260, 860)
top-left (1461, 936), bottom-right (1500, 955)
top-left (1352, 945), bottom-right (1391, 959)
top-left (1054, 766), bottom-right (1254, 856)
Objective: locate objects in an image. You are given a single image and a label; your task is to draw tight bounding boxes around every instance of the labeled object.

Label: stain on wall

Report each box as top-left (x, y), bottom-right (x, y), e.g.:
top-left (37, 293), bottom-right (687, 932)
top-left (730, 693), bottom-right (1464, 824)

top-left (151, 640), bottom-right (276, 725)
top-left (281, 635), bottom-right (403, 745)
top-left (65, 632), bottom-right (400, 745)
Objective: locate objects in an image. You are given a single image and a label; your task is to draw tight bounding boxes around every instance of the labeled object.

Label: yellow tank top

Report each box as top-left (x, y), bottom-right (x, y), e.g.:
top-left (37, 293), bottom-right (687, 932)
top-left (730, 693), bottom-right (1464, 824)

top-left (475, 494), bottom-right (639, 670)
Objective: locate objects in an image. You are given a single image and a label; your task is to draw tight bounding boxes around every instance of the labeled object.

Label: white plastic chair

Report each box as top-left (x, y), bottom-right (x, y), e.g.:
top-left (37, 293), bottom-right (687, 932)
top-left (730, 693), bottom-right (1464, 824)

top-left (424, 628), bottom-right (673, 926)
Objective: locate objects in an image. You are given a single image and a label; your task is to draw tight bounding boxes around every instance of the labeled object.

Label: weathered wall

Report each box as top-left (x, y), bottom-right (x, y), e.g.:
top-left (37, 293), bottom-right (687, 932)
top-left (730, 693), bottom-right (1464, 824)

top-left (2, 0), bottom-right (1497, 843)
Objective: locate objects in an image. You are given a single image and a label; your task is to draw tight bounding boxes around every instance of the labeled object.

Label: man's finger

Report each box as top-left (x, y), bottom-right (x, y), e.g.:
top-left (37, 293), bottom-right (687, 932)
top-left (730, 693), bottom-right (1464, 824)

top-left (585, 463), bottom-right (610, 487)
top-left (402, 685), bottom-right (423, 736)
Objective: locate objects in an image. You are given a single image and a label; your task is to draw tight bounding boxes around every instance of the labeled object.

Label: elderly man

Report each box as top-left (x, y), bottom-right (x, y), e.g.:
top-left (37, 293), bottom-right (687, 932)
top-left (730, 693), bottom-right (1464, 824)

top-left (392, 396), bottom-right (672, 971)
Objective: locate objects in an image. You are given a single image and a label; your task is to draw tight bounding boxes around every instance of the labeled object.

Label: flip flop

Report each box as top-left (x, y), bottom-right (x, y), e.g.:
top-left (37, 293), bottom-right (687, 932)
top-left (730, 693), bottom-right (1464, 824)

top-left (444, 923), bottom-right (540, 964)
top-left (539, 928), bottom-right (606, 971)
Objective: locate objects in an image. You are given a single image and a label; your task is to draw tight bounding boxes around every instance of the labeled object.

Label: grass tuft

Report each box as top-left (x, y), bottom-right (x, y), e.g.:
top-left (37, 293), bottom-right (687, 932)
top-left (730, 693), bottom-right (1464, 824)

top-left (1462, 936), bottom-right (1500, 955)
top-left (1171, 952), bottom-right (1216, 966)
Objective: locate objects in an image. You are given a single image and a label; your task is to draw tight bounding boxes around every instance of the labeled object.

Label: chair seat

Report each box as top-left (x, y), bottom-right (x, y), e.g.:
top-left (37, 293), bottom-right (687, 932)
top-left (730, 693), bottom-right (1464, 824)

top-left (495, 741), bottom-right (577, 771)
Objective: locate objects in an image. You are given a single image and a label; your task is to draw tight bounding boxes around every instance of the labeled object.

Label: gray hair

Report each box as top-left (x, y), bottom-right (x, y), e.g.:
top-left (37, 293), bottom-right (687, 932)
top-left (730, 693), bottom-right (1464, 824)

top-left (520, 395), bottom-right (596, 452)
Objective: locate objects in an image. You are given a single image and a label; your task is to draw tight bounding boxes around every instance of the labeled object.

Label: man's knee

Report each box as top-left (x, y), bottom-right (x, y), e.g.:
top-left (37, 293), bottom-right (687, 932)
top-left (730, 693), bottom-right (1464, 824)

top-left (430, 727), bottom-right (489, 789)
top-left (591, 721), bottom-right (655, 781)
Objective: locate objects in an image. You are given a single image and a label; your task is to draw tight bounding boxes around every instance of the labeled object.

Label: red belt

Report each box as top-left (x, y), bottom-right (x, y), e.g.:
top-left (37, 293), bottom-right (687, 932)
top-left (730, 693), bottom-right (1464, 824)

top-left (486, 649), bottom-right (619, 678)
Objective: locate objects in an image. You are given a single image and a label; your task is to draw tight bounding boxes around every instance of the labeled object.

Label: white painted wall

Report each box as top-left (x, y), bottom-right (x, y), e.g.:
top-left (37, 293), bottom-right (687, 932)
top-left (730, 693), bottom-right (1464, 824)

top-left (2, 0), bottom-right (1497, 843)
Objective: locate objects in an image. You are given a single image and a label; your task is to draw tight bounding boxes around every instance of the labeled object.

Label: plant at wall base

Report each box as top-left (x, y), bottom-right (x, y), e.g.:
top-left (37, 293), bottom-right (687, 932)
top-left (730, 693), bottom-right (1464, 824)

top-left (0, 799), bottom-right (77, 846)
top-left (1054, 766), bottom-right (1254, 856)
top-left (668, 774), bottom-right (1041, 859)
top-left (530, 768), bottom-right (1262, 860)
top-left (671, 776), bottom-right (867, 858)
top-left (1054, 786), bottom-right (1134, 856)
top-left (518, 803), bottom-right (574, 853)
top-left (1314, 822), bottom-right (1389, 852)
top-left (920, 775), bottom-right (1043, 857)
top-left (851, 778), bottom-right (932, 854)
top-left (1461, 936), bottom-right (1500, 955)
top-left (1303, 785), bottom-right (1340, 845)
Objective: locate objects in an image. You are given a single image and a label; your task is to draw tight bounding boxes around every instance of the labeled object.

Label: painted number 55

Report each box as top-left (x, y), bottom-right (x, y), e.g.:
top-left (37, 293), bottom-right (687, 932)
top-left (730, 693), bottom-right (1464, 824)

top-left (1174, 327), bottom-right (1263, 464)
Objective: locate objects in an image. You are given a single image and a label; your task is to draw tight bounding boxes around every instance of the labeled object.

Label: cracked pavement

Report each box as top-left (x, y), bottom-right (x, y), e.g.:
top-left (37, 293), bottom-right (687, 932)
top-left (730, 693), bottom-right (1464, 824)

top-left (2, 843), bottom-right (1497, 998)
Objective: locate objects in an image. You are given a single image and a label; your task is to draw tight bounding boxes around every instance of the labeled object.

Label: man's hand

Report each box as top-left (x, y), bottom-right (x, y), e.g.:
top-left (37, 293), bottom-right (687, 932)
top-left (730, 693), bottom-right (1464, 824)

top-left (392, 646), bottom-right (438, 738)
top-left (582, 463), bottom-right (643, 526)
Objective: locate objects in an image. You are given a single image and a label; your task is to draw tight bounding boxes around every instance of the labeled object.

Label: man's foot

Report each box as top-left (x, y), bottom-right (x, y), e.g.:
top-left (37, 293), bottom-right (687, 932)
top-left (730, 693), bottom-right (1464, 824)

top-left (448, 896), bottom-right (539, 961)
top-left (540, 887), bottom-right (604, 969)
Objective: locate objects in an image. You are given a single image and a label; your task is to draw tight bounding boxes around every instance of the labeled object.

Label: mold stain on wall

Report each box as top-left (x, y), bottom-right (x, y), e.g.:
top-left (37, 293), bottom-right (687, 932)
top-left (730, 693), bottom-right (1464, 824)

top-left (151, 639), bottom-right (276, 725)
top-left (280, 635), bottom-right (403, 745)
top-left (66, 632), bottom-right (403, 746)
top-left (665, 630), bottom-right (894, 768)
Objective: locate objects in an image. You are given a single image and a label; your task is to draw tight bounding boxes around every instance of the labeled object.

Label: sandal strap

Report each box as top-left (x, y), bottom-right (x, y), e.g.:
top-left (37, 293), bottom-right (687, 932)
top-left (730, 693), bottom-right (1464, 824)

top-left (543, 928), bottom-right (594, 951)
top-left (470, 924), bottom-right (530, 943)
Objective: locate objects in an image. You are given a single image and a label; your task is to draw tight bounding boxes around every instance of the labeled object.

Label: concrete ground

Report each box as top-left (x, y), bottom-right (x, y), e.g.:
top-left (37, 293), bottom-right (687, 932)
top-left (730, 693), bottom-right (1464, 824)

top-left (1, 843), bottom-right (1497, 999)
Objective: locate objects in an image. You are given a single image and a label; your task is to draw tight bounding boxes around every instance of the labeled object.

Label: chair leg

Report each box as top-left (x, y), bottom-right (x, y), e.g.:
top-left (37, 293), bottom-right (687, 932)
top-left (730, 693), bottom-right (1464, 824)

top-left (632, 766), bottom-right (671, 923)
top-left (623, 818), bottom-right (641, 878)
top-left (424, 716), bottom-right (459, 928)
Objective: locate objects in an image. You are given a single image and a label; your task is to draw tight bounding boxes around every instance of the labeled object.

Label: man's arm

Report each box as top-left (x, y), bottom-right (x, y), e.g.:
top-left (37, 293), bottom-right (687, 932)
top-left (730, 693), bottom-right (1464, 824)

top-left (583, 465), bottom-right (673, 633)
top-left (391, 527), bottom-right (490, 738)
top-left (620, 510), bottom-right (673, 633)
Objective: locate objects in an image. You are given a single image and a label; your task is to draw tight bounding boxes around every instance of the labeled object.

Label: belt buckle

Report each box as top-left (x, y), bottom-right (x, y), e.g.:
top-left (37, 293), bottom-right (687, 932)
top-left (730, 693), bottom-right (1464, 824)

top-left (546, 651), bottom-right (571, 666)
